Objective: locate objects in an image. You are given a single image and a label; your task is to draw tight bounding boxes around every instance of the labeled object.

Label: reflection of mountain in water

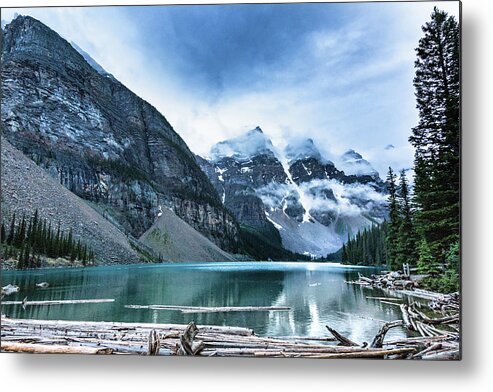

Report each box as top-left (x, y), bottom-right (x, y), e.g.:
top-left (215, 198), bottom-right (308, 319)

top-left (1, 263), bottom-right (408, 342)
top-left (265, 268), bottom-right (407, 342)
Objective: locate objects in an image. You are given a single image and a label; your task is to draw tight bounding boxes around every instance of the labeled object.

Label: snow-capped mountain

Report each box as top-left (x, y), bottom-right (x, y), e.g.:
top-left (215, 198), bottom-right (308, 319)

top-left (198, 127), bottom-right (388, 257)
top-left (339, 149), bottom-right (379, 177)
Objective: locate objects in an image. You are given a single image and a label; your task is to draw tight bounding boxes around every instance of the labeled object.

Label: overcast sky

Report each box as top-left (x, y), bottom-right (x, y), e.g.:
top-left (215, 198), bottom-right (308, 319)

top-left (2, 1), bottom-right (460, 176)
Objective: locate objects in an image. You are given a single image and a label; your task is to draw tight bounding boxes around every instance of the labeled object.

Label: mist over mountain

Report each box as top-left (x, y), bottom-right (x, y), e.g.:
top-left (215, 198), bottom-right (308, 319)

top-left (1, 15), bottom-right (389, 262)
top-left (199, 127), bottom-right (388, 257)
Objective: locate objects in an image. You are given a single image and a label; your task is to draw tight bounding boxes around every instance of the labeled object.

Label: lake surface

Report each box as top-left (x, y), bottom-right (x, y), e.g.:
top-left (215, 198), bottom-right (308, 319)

top-left (1, 262), bottom-right (411, 343)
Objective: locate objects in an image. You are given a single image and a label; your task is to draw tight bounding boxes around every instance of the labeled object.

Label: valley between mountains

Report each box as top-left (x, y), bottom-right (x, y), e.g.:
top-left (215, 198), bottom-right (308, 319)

top-left (1, 15), bottom-right (388, 266)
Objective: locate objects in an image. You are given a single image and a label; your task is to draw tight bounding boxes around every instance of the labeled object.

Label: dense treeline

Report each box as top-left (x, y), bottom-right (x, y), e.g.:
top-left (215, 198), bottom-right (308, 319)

top-left (334, 9), bottom-right (460, 293)
top-left (0, 210), bottom-right (95, 269)
top-left (341, 223), bottom-right (387, 266)
top-left (240, 224), bottom-right (311, 262)
top-left (405, 7), bottom-right (460, 293)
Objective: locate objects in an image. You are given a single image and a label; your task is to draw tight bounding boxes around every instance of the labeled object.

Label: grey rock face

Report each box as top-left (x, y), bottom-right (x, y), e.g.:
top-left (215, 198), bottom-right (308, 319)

top-left (201, 131), bottom-right (388, 256)
top-left (1, 138), bottom-right (143, 265)
top-left (1, 16), bottom-right (239, 252)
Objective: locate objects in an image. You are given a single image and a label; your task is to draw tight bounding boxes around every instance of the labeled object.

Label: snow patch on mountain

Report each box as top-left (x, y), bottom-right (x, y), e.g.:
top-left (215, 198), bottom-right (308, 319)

top-left (203, 127), bottom-right (388, 256)
top-left (285, 138), bottom-right (332, 165)
top-left (210, 126), bottom-right (276, 162)
top-left (338, 149), bottom-right (379, 177)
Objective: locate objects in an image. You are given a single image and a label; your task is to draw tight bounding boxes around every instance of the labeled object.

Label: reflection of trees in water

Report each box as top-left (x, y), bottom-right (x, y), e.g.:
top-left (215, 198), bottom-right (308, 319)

top-left (2, 267), bottom-right (132, 321)
top-left (263, 268), bottom-right (407, 342)
top-left (1, 266), bottom-right (287, 333)
top-left (2, 265), bottom-right (408, 342)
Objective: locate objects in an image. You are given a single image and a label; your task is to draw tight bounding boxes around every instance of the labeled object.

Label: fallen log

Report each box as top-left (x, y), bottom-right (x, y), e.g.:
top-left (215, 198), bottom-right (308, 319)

top-left (176, 322), bottom-right (204, 356)
top-left (125, 304), bottom-right (290, 313)
top-left (370, 320), bottom-right (404, 348)
top-left (400, 304), bottom-right (414, 331)
top-left (1, 341), bottom-right (113, 355)
top-left (253, 347), bottom-right (416, 359)
top-left (2, 299), bottom-right (115, 306)
top-left (325, 325), bottom-right (359, 347)
top-left (147, 329), bottom-right (160, 356)
top-left (366, 297), bottom-right (402, 301)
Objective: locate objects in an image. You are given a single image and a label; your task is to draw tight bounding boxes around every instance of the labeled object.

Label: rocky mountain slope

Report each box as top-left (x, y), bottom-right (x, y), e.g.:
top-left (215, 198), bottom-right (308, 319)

top-left (1, 15), bottom-right (239, 252)
top-left (198, 128), bottom-right (388, 257)
top-left (139, 207), bottom-right (237, 262)
top-left (1, 138), bottom-right (142, 264)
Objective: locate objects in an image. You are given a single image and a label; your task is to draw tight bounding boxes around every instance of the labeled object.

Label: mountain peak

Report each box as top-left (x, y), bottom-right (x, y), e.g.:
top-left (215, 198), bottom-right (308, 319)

top-left (210, 127), bottom-right (275, 162)
top-left (340, 149), bottom-right (378, 177)
top-left (284, 138), bottom-right (331, 164)
top-left (2, 15), bottom-right (93, 74)
top-left (342, 149), bottom-right (363, 160)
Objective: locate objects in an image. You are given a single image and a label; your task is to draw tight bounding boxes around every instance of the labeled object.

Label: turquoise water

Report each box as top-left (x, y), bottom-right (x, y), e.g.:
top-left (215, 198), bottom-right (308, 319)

top-left (1, 262), bottom-right (409, 342)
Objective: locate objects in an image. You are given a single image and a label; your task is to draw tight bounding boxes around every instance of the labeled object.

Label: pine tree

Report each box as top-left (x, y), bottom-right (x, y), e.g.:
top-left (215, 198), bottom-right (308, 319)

top-left (7, 213), bottom-right (16, 245)
top-left (409, 7), bottom-right (460, 262)
top-left (0, 223), bottom-right (6, 244)
top-left (386, 167), bottom-right (401, 270)
top-left (395, 170), bottom-right (419, 267)
top-left (14, 214), bottom-right (26, 248)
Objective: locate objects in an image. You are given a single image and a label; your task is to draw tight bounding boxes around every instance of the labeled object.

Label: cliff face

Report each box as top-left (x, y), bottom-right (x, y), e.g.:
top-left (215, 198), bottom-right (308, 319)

top-left (199, 128), bottom-right (388, 257)
top-left (1, 138), bottom-right (143, 264)
top-left (1, 16), bottom-right (239, 252)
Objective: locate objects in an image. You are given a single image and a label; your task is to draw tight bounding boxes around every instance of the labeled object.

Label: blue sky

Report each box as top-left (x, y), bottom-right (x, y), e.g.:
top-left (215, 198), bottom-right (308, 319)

top-left (2, 1), bottom-right (460, 176)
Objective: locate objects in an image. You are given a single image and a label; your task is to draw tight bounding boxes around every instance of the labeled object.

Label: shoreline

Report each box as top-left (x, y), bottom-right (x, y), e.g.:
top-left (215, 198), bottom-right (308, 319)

top-left (0, 317), bottom-right (456, 359)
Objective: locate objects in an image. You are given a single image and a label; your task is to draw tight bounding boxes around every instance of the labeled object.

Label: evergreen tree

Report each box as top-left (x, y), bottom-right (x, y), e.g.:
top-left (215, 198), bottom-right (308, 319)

top-left (14, 214), bottom-right (26, 248)
top-left (386, 167), bottom-right (401, 270)
top-left (0, 223), bottom-right (6, 244)
top-left (395, 170), bottom-right (419, 267)
top-left (409, 7), bottom-right (460, 261)
top-left (7, 213), bottom-right (16, 245)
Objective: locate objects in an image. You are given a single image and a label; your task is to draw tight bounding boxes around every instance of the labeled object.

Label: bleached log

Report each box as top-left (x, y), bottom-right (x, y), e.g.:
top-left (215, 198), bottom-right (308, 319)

top-left (370, 320), bottom-right (404, 348)
top-left (2, 299), bottom-right (115, 306)
top-left (400, 304), bottom-right (414, 331)
top-left (1, 341), bottom-right (113, 354)
top-left (147, 329), bottom-right (160, 356)
top-left (125, 304), bottom-right (290, 313)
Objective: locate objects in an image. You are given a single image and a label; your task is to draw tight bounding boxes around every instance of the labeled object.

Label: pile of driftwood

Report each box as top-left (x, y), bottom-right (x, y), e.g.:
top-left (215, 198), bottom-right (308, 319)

top-left (1, 300), bottom-right (459, 359)
top-left (349, 271), bottom-right (418, 290)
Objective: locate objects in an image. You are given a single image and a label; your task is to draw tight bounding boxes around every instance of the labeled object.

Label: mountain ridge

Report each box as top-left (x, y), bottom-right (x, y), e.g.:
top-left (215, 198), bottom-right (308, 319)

top-left (1, 15), bottom-right (240, 253)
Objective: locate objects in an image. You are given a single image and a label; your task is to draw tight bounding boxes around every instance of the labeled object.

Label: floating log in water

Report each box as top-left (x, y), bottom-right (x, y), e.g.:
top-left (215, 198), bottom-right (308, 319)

top-left (366, 296), bottom-right (402, 301)
top-left (1, 289), bottom-right (460, 360)
top-left (1, 299), bottom-right (115, 307)
top-left (125, 304), bottom-right (291, 313)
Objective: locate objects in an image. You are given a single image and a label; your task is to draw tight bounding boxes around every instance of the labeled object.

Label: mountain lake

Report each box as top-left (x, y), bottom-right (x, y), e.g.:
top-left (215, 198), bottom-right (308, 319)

top-left (1, 262), bottom-right (413, 343)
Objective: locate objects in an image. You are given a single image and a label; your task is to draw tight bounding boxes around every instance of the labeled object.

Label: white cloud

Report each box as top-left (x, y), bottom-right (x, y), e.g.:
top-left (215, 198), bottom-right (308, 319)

top-left (2, 1), bottom-right (460, 178)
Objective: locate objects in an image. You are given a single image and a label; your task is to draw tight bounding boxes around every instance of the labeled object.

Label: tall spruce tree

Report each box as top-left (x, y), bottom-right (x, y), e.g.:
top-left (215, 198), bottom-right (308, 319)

top-left (409, 7), bottom-right (460, 261)
top-left (395, 170), bottom-right (419, 267)
top-left (386, 167), bottom-right (401, 270)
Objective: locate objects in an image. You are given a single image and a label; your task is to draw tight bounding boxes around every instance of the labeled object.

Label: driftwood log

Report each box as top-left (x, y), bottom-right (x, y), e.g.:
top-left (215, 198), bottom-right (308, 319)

top-left (148, 330), bottom-right (160, 356)
top-left (325, 325), bottom-right (359, 347)
top-left (125, 305), bottom-right (290, 313)
top-left (176, 322), bottom-right (204, 356)
top-left (2, 299), bottom-right (115, 307)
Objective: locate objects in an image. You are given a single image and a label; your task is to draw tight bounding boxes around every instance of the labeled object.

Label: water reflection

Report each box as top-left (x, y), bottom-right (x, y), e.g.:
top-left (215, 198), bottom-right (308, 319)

top-left (1, 262), bottom-right (408, 342)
